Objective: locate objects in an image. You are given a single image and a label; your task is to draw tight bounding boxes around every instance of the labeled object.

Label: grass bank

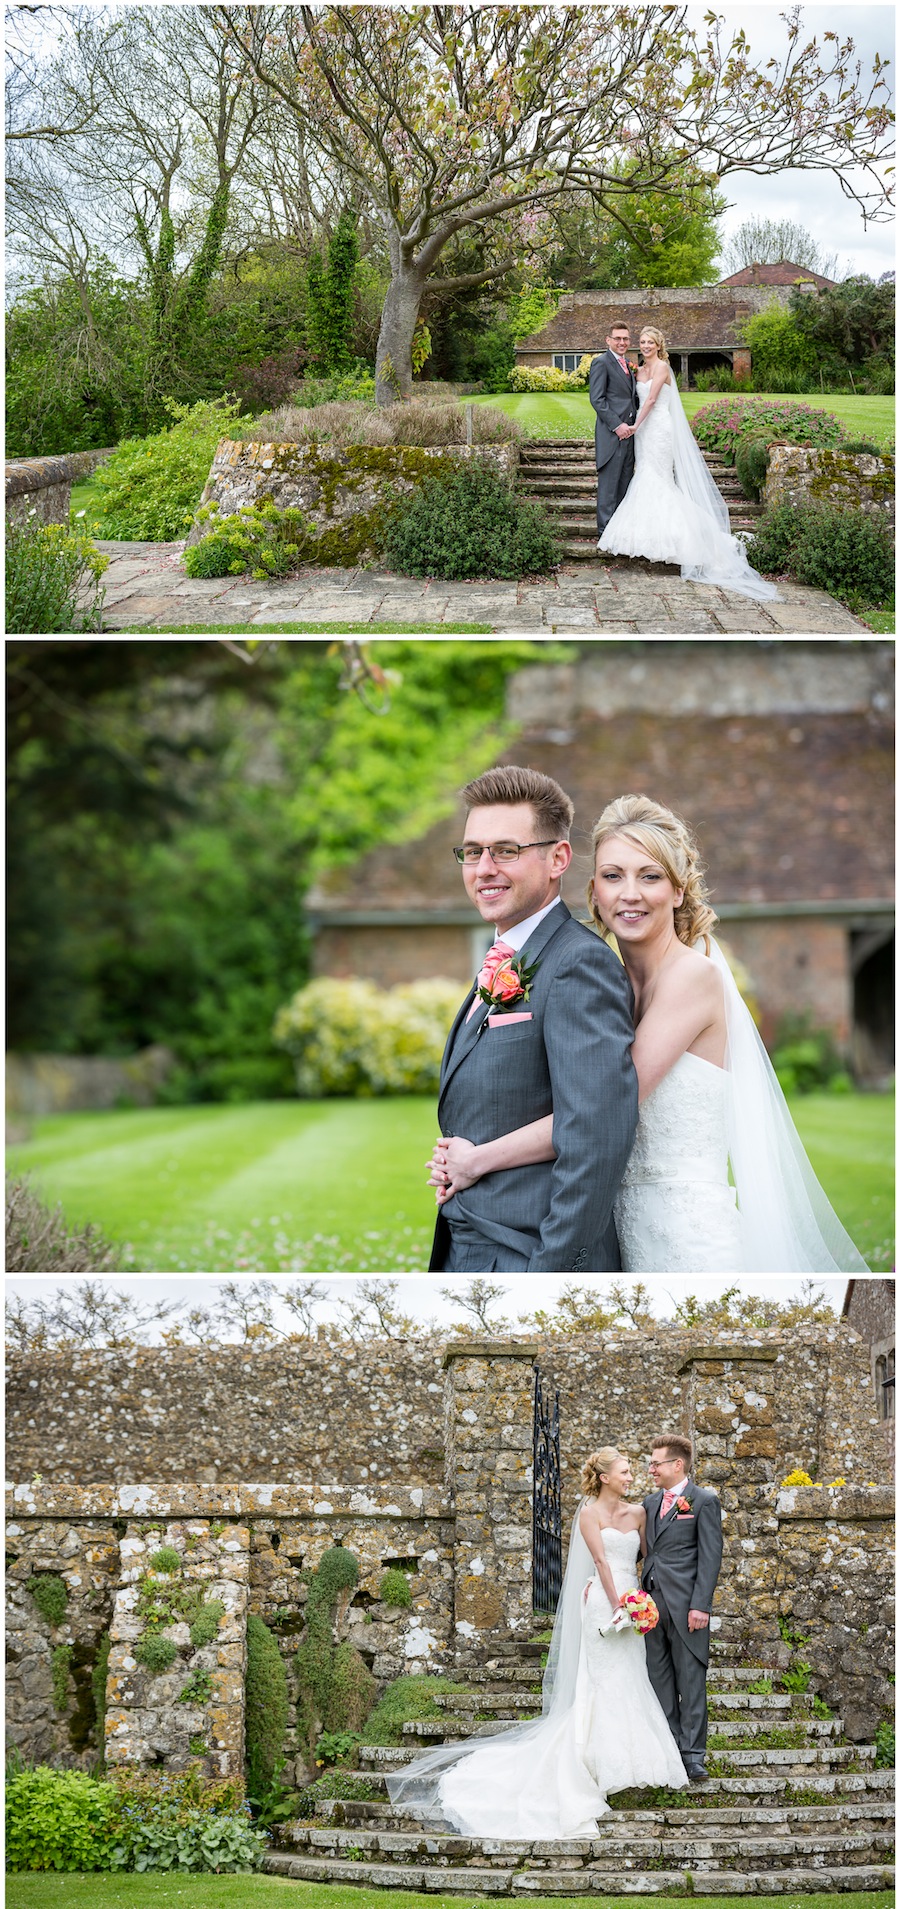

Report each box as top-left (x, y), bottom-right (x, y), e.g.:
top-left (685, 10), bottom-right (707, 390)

top-left (7, 1091), bottom-right (891, 1273)
top-left (474, 390), bottom-right (896, 447)
top-left (6, 1879), bottom-right (895, 1909)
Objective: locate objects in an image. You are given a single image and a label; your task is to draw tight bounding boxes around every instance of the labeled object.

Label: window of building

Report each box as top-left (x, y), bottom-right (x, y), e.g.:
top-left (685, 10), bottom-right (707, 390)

top-left (875, 1349), bottom-right (895, 1420)
top-left (552, 353), bottom-right (583, 373)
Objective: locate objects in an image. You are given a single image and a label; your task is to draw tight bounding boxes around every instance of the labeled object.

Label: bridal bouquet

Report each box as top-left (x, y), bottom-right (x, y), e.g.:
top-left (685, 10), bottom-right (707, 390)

top-left (603, 1589), bottom-right (660, 1635)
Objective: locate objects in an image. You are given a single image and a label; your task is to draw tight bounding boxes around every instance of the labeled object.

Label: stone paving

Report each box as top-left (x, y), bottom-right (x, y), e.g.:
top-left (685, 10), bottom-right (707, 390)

top-left (95, 540), bottom-right (873, 635)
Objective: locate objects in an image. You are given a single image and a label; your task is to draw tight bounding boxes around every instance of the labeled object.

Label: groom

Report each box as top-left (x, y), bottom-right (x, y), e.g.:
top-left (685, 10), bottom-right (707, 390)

top-left (589, 321), bottom-right (638, 541)
top-left (641, 1434), bottom-right (724, 1782)
top-left (429, 764), bottom-right (638, 1273)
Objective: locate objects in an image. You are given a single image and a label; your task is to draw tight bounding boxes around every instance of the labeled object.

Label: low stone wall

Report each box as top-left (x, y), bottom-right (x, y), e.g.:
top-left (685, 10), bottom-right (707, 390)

top-left (763, 447), bottom-right (895, 526)
top-left (6, 1045), bottom-right (175, 1118)
top-left (191, 437), bottom-right (519, 564)
top-left (6, 448), bottom-right (114, 526)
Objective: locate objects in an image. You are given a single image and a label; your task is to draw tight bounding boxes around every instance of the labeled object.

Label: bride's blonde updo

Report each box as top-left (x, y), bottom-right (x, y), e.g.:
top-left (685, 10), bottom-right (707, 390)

top-left (588, 794), bottom-right (718, 949)
top-left (639, 325), bottom-right (669, 362)
top-left (581, 1447), bottom-right (624, 1496)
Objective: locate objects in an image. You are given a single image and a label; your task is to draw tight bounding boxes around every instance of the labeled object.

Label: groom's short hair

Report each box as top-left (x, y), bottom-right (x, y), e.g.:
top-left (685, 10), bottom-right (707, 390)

top-left (651, 1433), bottom-right (693, 1470)
top-left (608, 322), bottom-right (630, 336)
top-left (461, 764), bottom-right (574, 842)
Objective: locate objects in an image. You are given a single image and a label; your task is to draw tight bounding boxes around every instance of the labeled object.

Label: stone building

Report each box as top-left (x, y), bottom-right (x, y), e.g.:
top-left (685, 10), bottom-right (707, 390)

top-left (308, 642), bottom-right (894, 1076)
top-left (513, 282), bottom-right (813, 387)
top-left (718, 260), bottom-right (837, 291)
top-left (843, 1279), bottom-right (895, 1472)
top-left (5, 1323), bottom-right (894, 1781)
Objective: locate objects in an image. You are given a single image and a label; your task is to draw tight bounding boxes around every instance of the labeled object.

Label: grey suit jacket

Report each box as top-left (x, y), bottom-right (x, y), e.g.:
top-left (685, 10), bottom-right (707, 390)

top-left (429, 902), bottom-right (638, 1273)
top-left (589, 349), bottom-right (638, 468)
top-left (641, 1480), bottom-right (723, 1664)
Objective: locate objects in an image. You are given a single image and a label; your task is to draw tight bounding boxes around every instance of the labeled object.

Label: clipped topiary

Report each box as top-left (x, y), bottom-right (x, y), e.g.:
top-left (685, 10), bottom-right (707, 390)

top-left (296, 1546), bottom-right (376, 1755)
top-left (381, 461), bottom-right (559, 580)
top-left (245, 1614), bottom-right (289, 1792)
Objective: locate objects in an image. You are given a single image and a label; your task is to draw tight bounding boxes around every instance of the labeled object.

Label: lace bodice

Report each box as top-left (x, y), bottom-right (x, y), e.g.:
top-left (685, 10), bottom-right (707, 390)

top-left (621, 1052), bottom-right (729, 1187)
top-left (614, 1053), bottom-right (745, 1273)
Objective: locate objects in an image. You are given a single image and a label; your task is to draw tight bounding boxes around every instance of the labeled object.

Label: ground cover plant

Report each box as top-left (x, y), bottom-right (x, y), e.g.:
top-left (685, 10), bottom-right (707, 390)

top-left (86, 399), bottom-right (241, 541)
top-left (5, 1767), bottom-right (265, 1876)
top-left (6, 1090), bottom-right (890, 1273)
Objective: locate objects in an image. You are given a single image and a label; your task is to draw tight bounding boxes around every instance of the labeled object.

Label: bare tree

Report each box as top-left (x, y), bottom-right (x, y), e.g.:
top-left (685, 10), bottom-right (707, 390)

top-left (218, 5), bottom-right (893, 399)
top-left (720, 218), bottom-right (841, 279)
top-left (440, 1279), bottom-right (510, 1333)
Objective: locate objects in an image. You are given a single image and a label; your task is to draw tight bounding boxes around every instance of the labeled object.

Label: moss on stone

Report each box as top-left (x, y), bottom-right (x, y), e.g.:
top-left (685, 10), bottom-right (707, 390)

top-left (805, 448), bottom-right (894, 506)
top-left (29, 1574), bottom-right (68, 1628)
top-left (51, 1642), bottom-right (73, 1712)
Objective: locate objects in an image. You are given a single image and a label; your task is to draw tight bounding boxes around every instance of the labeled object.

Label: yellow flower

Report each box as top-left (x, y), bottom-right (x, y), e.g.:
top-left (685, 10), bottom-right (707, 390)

top-left (828, 1477), bottom-right (846, 1488)
top-left (780, 1469), bottom-right (814, 1487)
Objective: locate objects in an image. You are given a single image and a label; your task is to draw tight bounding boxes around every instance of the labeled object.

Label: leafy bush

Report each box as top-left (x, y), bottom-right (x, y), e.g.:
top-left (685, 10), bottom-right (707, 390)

top-left (692, 366), bottom-right (741, 393)
top-left (839, 439), bottom-right (882, 455)
top-left (233, 395), bottom-right (521, 445)
top-left (734, 436), bottom-right (770, 502)
top-left (6, 515), bottom-right (109, 634)
top-left (273, 975), bottom-right (463, 1097)
top-left (771, 1013), bottom-right (851, 1094)
top-left (245, 1614), bottom-right (289, 1792)
top-left (6, 1767), bottom-right (121, 1872)
top-left (293, 363), bottom-right (378, 406)
top-left (89, 397), bottom-right (241, 540)
top-left (148, 1547), bottom-right (182, 1575)
top-left (875, 1719), bottom-right (895, 1768)
top-left (691, 398), bottom-right (845, 465)
top-left (29, 1576), bottom-right (68, 1628)
top-left (134, 1634), bottom-right (178, 1675)
top-left (509, 357), bottom-right (593, 391)
top-left (382, 460), bottom-right (559, 580)
top-left (185, 502), bottom-right (308, 579)
top-left (745, 500), bottom-right (894, 607)
top-left (6, 1177), bottom-right (130, 1274)
top-left (111, 1783), bottom-right (266, 1874)
top-left (379, 1567), bottom-right (412, 1608)
top-left (739, 304), bottom-right (818, 392)
top-left (189, 1599), bottom-right (225, 1650)
top-left (294, 1770), bottom-right (380, 1818)
top-left (361, 1674), bottom-right (470, 1746)
top-left (231, 346), bottom-right (308, 414)
top-left (313, 1727), bottom-right (361, 1768)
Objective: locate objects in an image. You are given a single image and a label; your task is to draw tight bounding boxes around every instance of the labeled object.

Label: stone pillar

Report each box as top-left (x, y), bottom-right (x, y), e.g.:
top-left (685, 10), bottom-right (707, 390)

top-left (772, 1483), bottom-right (894, 1741)
top-left (442, 1341), bottom-right (538, 1648)
top-left (681, 1343), bottom-right (781, 1658)
top-left (105, 1518), bottom-right (248, 1779)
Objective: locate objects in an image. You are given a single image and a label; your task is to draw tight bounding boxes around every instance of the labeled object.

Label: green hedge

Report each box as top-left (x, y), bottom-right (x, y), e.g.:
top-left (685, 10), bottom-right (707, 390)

top-left (274, 975), bottom-right (462, 1097)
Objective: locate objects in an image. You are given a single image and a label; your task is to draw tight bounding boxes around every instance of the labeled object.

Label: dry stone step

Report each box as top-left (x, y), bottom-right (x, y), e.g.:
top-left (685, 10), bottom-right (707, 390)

top-left (402, 1715), bottom-right (837, 1743)
top-left (283, 1824), bottom-right (894, 1866)
top-left (262, 1851), bottom-right (896, 1895)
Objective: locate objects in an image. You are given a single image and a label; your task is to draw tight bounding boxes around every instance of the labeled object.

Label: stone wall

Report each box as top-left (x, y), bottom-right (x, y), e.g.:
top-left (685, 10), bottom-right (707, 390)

top-left (6, 449), bottom-right (114, 526)
top-left (6, 1045), bottom-right (175, 1120)
top-left (763, 447), bottom-right (895, 526)
top-left (192, 437), bottom-right (519, 564)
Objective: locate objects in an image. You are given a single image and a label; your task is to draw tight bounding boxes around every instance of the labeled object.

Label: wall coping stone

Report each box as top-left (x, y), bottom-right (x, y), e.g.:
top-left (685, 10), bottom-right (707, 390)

top-left (6, 448), bottom-right (115, 497)
top-left (771, 1484), bottom-right (893, 1520)
top-left (5, 1480), bottom-right (449, 1521)
top-left (442, 1340), bottom-right (540, 1366)
top-left (680, 1343), bottom-right (781, 1369)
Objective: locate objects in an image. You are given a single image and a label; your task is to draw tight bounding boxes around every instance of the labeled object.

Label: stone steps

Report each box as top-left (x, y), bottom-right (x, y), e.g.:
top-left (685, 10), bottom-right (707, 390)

top-left (347, 1766), bottom-right (894, 1806)
top-left (360, 1739), bottom-right (874, 1775)
top-left (516, 437), bottom-right (761, 560)
top-left (278, 1823), bottom-right (894, 1867)
top-left (436, 1690), bottom-right (818, 1717)
top-left (263, 1853), bottom-right (894, 1895)
top-left (402, 1715), bottom-right (840, 1743)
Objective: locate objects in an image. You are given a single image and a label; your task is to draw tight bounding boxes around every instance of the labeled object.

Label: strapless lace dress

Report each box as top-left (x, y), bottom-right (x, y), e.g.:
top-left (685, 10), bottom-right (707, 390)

top-left (597, 381), bottom-right (777, 599)
top-left (614, 1052), bottom-right (745, 1273)
top-left (435, 1527), bottom-right (687, 1837)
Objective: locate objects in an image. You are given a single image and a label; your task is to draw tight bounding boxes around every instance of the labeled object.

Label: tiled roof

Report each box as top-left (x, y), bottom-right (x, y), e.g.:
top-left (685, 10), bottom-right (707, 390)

top-left (719, 262), bottom-right (836, 288)
top-left (309, 711), bottom-right (893, 918)
top-left (517, 298), bottom-right (755, 354)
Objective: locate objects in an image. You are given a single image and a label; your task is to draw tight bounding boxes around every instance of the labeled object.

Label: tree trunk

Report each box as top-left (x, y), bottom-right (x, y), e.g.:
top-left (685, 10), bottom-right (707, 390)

top-left (375, 262), bottom-right (425, 404)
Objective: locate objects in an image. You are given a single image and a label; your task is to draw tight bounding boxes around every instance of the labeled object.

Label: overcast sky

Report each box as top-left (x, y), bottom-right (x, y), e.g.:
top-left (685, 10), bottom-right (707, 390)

top-left (6, 1272), bottom-right (848, 1339)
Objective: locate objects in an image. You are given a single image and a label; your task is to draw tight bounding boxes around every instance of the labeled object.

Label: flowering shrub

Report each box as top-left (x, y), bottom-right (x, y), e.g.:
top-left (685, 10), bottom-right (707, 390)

top-left (510, 355), bottom-right (594, 391)
top-left (691, 398), bottom-right (845, 465)
top-left (185, 501), bottom-right (309, 580)
top-left (6, 515), bottom-right (109, 633)
top-left (273, 976), bottom-right (463, 1097)
top-left (89, 397), bottom-right (242, 540)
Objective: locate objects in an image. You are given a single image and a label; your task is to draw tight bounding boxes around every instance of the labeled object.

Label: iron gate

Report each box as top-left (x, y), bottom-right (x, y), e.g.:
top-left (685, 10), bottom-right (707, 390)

top-left (532, 1368), bottom-right (562, 1613)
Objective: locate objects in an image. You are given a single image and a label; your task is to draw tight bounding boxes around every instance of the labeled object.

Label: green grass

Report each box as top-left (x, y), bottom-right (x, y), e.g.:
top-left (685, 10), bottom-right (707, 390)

top-left (7, 1091), bottom-right (891, 1273)
top-left (475, 390), bottom-right (896, 447)
top-left (6, 1882), bottom-right (895, 1909)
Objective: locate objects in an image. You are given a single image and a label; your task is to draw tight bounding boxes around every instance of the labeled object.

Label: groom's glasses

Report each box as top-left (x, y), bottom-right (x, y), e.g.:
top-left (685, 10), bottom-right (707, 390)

top-left (453, 840), bottom-right (558, 865)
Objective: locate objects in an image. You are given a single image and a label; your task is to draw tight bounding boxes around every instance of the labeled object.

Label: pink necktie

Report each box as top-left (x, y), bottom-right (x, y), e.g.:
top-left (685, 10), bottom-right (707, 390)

top-left (466, 939), bottom-right (515, 1020)
top-left (661, 1489), bottom-right (676, 1517)
top-left (618, 356), bottom-right (629, 374)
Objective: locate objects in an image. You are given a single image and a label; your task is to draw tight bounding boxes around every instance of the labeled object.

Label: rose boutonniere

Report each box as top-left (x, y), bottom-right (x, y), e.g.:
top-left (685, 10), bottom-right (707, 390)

top-left (477, 952), bottom-right (540, 1013)
top-left (675, 1495), bottom-right (692, 1514)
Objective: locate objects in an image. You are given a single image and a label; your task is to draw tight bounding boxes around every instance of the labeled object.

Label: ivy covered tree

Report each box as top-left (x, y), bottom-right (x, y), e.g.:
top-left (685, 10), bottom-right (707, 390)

top-left (306, 208), bottom-right (360, 372)
top-left (221, 5), bottom-right (893, 401)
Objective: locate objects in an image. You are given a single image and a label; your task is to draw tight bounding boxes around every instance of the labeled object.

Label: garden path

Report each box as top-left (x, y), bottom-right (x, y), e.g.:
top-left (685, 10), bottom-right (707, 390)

top-left (94, 539), bottom-right (873, 635)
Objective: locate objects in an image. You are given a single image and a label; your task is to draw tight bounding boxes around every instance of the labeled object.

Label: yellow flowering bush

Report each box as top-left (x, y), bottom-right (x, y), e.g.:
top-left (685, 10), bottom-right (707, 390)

top-left (273, 976), bottom-right (463, 1096)
top-left (780, 1469), bottom-right (815, 1487)
top-left (509, 355), bottom-right (595, 392)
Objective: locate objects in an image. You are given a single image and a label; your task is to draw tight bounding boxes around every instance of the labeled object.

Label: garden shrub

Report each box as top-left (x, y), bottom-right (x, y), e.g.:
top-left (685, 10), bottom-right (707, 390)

top-left (382, 460), bottom-right (559, 580)
top-left (89, 397), bottom-right (241, 541)
top-left (323, 1641), bottom-right (377, 1736)
top-left (839, 439), bottom-right (882, 455)
top-left (273, 975), bottom-right (463, 1097)
top-left (734, 435), bottom-right (770, 502)
top-left (293, 363), bottom-right (378, 406)
top-left (134, 1634), bottom-right (178, 1675)
top-left (233, 395), bottom-right (521, 446)
top-left (692, 366), bottom-right (741, 393)
top-left (29, 1575), bottom-right (69, 1628)
top-left (379, 1567), bottom-right (412, 1608)
top-left (296, 1547), bottom-right (376, 1756)
top-left (6, 516), bottom-right (109, 634)
top-left (185, 502), bottom-right (308, 580)
top-left (746, 500), bottom-right (894, 606)
top-left (509, 357), bottom-right (593, 391)
top-left (691, 398), bottom-right (844, 465)
top-left (6, 1767), bottom-right (121, 1872)
top-left (6, 1177), bottom-right (129, 1274)
top-left (361, 1674), bottom-right (471, 1746)
top-left (294, 1770), bottom-right (381, 1818)
top-left (231, 346), bottom-right (308, 414)
top-left (770, 1013), bottom-right (851, 1095)
top-left (245, 1614), bottom-right (289, 1792)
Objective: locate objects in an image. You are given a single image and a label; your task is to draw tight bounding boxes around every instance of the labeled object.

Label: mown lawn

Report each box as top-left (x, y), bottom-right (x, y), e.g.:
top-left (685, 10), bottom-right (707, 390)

top-left (6, 1880), bottom-right (895, 1909)
top-left (7, 1091), bottom-right (891, 1273)
top-left (475, 390), bottom-right (896, 447)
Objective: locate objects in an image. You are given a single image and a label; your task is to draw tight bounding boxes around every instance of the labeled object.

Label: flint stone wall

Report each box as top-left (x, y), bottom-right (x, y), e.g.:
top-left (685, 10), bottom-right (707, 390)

top-left (5, 448), bottom-right (115, 526)
top-left (763, 446), bottom-right (895, 527)
top-left (190, 437), bottom-right (519, 556)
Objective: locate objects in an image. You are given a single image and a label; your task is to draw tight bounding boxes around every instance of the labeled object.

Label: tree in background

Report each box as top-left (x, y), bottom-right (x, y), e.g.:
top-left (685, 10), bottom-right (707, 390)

top-left (547, 179), bottom-right (724, 290)
top-left (738, 302), bottom-right (820, 393)
top-left (305, 209), bottom-right (360, 373)
top-left (789, 274), bottom-right (895, 393)
top-left (224, 4), bottom-right (892, 402)
top-left (720, 218), bottom-right (840, 280)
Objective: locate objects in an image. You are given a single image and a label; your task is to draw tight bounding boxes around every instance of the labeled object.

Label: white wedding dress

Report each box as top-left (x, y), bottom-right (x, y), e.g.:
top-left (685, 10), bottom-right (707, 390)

top-left (598, 378), bottom-right (780, 602)
top-left (386, 1519), bottom-right (687, 1838)
top-left (614, 940), bottom-right (871, 1274)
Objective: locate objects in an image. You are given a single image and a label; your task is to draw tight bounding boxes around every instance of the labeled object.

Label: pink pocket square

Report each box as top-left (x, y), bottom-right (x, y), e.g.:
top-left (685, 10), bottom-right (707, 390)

top-left (676, 1513), bottom-right (695, 1520)
top-left (487, 1011), bottom-right (533, 1027)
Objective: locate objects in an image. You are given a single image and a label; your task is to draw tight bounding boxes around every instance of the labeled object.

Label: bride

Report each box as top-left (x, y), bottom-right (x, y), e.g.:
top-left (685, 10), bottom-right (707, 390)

top-left (387, 1447), bottom-right (688, 1836)
top-left (430, 794), bottom-right (871, 1274)
top-left (598, 327), bottom-right (779, 603)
